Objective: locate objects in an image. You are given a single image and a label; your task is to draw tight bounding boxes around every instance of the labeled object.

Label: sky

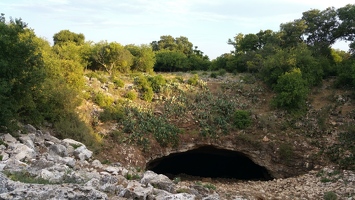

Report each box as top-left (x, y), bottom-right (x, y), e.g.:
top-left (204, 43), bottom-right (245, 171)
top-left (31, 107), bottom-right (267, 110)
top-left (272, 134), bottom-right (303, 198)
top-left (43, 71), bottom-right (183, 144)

top-left (1, 0), bottom-right (353, 59)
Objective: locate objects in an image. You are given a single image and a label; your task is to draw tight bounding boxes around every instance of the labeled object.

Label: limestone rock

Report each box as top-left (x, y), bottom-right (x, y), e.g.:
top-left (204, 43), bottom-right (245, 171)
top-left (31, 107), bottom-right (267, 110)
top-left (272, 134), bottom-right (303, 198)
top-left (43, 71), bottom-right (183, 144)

top-left (74, 145), bottom-right (93, 161)
top-left (49, 143), bottom-right (68, 157)
top-left (24, 124), bottom-right (37, 133)
top-left (141, 170), bottom-right (175, 193)
top-left (119, 180), bottom-right (154, 199)
top-left (19, 134), bottom-right (35, 150)
top-left (1, 134), bottom-right (17, 144)
top-left (92, 159), bottom-right (103, 168)
top-left (10, 143), bottom-right (36, 161)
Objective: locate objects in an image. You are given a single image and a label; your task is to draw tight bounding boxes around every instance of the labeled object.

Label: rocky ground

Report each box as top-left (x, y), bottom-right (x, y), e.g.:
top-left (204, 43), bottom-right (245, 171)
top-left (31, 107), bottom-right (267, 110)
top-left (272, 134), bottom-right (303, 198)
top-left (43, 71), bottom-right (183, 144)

top-left (0, 124), bottom-right (354, 200)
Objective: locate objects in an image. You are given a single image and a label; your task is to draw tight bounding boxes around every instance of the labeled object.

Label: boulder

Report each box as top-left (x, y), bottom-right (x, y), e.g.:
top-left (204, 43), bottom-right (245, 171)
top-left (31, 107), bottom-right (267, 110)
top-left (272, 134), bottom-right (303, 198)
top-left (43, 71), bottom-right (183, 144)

top-left (141, 170), bottom-right (175, 193)
top-left (49, 143), bottom-right (68, 157)
top-left (19, 134), bottom-right (35, 150)
top-left (10, 143), bottom-right (36, 161)
top-left (24, 124), bottom-right (37, 133)
top-left (1, 134), bottom-right (17, 144)
top-left (74, 145), bottom-right (93, 161)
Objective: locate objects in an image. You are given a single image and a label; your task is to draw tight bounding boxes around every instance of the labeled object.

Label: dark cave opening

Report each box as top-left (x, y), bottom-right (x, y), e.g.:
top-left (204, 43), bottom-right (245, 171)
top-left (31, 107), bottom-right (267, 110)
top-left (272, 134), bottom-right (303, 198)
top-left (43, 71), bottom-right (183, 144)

top-left (146, 146), bottom-right (273, 181)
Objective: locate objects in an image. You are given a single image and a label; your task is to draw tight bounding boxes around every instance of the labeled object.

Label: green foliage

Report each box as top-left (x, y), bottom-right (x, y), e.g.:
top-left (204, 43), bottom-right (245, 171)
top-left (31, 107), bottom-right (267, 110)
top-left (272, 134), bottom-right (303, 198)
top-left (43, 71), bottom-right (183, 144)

top-left (148, 75), bottom-right (166, 93)
top-left (53, 30), bottom-right (85, 46)
top-left (4, 171), bottom-right (52, 184)
top-left (272, 68), bottom-right (309, 111)
top-left (0, 16), bottom-right (46, 128)
top-left (323, 191), bottom-right (337, 200)
top-left (112, 78), bottom-right (125, 88)
top-left (187, 74), bottom-right (199, 86)
top-left (125, 90), bottom-right (138, 100)
top-left (336, 59), bottom-right (355, 88)
top-left (154, 50), bottom-right (188, 72)
top-left (119, 105), bottom-right (180, 149)
top-left (54, 112), bottom-right (101, 147)
top-left (135, 75), bottom-right (153, 102)
top-left (90, 41), bottom-right (133, 74)
top-left (125, 44), bottom-right (155, 73)
top-left (94, 92), bottom-right (114, 108)
top-left (218, 69), bottom-right (227, 76)
top-left (233, 110), bottom-right (252, 129)
top-left (210, 72), bottom-right (218, 78)
top-left (99, 105), bottom-right (124, 122)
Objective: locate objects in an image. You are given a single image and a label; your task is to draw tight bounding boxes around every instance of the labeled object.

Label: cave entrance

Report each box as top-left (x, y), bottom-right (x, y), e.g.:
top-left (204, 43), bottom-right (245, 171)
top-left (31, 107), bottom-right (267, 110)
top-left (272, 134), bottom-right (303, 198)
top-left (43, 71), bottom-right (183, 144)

top-left (146, 146), bottom-right (272, 181)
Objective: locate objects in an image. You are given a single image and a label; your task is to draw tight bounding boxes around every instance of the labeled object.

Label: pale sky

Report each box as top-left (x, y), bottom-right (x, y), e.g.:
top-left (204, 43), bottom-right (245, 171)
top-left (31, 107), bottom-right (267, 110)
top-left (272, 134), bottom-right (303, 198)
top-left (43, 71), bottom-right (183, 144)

top-left (1, 0), bottom-right (353, 59)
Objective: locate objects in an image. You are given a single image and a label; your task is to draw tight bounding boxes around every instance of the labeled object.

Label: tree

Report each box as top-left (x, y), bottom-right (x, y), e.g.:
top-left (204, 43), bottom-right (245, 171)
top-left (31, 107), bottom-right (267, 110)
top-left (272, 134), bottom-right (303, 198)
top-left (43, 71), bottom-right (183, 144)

top-left (125, 44), bottom-right (155, 73)
top-left (53, 30), bottom-right (85, 46)
top-left (302, 7), bottom-right (339, 56)
top-left (151, 35), bottom-right (194, 56)
top-left (337, 4), bottom-right (355, 55)
top-left (154, 50), bottom-right (188, 72)
top-left (0, 15), bottom-right (46, 128)
top-left (279, 19), bottom-right (307, 48)
top-left (91, 41), bottom-right (133, 74)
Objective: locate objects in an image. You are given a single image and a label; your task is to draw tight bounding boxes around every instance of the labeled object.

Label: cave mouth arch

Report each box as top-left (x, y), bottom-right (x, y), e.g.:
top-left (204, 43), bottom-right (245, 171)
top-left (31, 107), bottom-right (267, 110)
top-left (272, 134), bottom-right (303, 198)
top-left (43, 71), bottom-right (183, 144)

top-left (146, 145), bottom-right (273, 181)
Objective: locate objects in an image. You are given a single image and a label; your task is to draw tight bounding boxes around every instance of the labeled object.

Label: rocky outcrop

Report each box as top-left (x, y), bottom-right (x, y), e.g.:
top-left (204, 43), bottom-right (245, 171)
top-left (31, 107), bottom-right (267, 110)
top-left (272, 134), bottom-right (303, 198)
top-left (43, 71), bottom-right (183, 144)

top-left (0, 125), bottom-right (354, 199)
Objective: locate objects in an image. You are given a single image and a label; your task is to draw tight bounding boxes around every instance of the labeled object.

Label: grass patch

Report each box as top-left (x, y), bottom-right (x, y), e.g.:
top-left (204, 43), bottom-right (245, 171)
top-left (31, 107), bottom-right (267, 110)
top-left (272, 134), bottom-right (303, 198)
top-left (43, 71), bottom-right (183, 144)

top-left (4, 171), bottom-right (52, 184)
top-left (323, 191), bottom-right (337, 200)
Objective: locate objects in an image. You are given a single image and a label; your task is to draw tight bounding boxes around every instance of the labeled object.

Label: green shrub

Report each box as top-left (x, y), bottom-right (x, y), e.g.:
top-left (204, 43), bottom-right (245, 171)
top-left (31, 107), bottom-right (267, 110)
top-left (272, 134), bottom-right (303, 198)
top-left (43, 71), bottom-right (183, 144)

top-left (188, 74), bottom-right (199, 86)
top-left (112, 78), bottom-right (125, 88)
top-left (142, 87), bottom-right (154, 102)
top-left (210, 72), bottom-right (218, 78)
top-left (99, 105), bottom-right (125, 122)
top-left (323, 191), bottom-right (337, 200)
top-left (125, 91), bottom-right (138, 100)
top-left (233, 110), bottom-right (251, 129)
top-left (272, 68), bottom-right (309, 111)
top-left (94, 92), bottom-right (114, 108)
top-left (4, 171), bottom-right (51, 184)
top-left (218, 69), bottom-right (227, 76)
top-left (134, 75), bottom-right (154, 102)
top-left (148, 75), bottom-right (166, 93)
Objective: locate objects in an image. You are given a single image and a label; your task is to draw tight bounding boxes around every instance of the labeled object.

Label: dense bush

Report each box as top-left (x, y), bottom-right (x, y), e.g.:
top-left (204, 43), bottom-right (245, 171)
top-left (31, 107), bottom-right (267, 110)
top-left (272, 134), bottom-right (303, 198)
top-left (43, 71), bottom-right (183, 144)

top-left (93, 92), bottom-right (114, 107)
top-left (187, 74), bottom-right (199, 86)
top-left (125, 90), bottom-right (138, 100)
top-left (148, 75), bottom-right (166, 93)
top-left (335, 60), bottom-right (355, 88)
top-left (112, 78), bottom-right (125, 88)
top-left (233, 110), bottom-right (252, 129)
top-left (134, 75), bottom-right (154, 102)
top-left (272, 68), bottom-right (309, 111)
top-left (99, 105), bottom-right (124, 122)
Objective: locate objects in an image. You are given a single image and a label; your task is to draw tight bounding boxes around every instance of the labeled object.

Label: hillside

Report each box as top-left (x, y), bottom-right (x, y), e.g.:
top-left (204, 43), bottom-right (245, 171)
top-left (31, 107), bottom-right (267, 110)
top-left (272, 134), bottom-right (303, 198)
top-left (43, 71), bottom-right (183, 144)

top-left (73, 71), bottom-right (354, 178)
